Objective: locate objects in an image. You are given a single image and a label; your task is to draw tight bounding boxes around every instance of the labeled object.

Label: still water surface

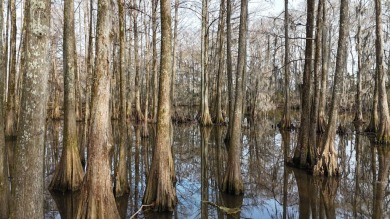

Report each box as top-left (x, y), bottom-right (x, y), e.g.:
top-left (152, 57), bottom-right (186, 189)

top-left (41, 119), bottom-right (390, 218)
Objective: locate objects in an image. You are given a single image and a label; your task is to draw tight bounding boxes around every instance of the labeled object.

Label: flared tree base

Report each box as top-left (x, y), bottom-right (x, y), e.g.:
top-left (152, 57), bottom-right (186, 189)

top-left (49, 147), bottom-right (84, 192)
top-left (200, 113), bottom-right (213, 126)
top-left (221, 166), bottom-right (244, 195)
top-left (313, 149), bottom-right (339, 176)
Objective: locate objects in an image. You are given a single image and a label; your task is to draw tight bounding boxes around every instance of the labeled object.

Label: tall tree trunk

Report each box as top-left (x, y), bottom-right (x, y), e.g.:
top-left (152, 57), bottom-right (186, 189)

top-left (221, 0), bottom-right (248, 195)
top-left (142, 0), bottom-right (177, 210)
top-left (5, 0), bottom-right (17, 138)
top-left (317, 1), bottom-right (329, 133)
top-left (133, 2), bottom-right (144, 122)
top-left (279, 0), bottom-right (291, 130)
top-left (10, 0), bottom-right (50, 216)
top-left (82, 0), bottom-right (94, 166)
top-left (151, 0), bottom-right (158, 122)
top-left (171, 0), bottom-right (179, 112)
top-left (142, 0), bottom-right (150, 137)
top-left (314, 0), bottom-right (348, 176)
top-left (114, 0), bottom-right (129, 197)
top-left (50, 0), bottom-right (84, 191)
top-left (354, 1), bottom-right (364, 124)
top-left (374, 0), bottom-right (390, 143)
top-left (308, 0), bottom-right (324, 165)
top-left (200, 0), bottom-right (212, 126)
top-left (0, 0), bottom-right (8, 214)
top-left (293, 0), bottom-right (315, 168)
top-left (224, 0), bottom-right (233, 141)
top-left (214, 0), bottom-right (225, 124)
top-left (75, 0), bottom-right (120, 215)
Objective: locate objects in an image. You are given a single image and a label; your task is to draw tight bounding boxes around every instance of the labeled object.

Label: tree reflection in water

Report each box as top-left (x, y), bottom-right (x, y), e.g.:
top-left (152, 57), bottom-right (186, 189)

top-left (42, 120), bottom-right (390, 218)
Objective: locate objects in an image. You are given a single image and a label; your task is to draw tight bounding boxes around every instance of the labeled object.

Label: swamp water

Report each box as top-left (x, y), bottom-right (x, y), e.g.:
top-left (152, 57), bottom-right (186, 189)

top-left (38, 119), bottom-right (389, 218)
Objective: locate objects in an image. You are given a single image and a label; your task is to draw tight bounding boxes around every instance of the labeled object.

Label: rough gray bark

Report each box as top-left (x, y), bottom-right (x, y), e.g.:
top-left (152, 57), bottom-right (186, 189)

top-left (314, 0), bottom-right (348, 176)
top-left (75, 0), bottom-right (120, 215)
top-left (10, 0), bottom-right (50, 216)
top-left (133, 2), bottom-right (144, 122)
top-left (222, 0), bottom-right (248, 195)
top-left (142, 0), bottom-right (177, 210)
top-left (50, 0), bottom-right (84, 191)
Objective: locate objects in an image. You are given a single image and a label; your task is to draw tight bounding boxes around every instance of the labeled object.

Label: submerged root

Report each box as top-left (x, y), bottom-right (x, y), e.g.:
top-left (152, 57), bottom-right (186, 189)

top-left (202, 201), bottom-right (241, 215)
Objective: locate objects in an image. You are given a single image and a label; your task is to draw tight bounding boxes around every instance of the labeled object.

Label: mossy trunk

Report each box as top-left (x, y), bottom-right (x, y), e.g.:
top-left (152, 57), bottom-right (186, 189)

top-left (214, 0), bottom-right (225, 125)
top-left (75, 0), bottom-right (120, 216)
top-left (142, 0), bottom-right (177, 210)
top-left (10, 0), bottom-right (50, 216)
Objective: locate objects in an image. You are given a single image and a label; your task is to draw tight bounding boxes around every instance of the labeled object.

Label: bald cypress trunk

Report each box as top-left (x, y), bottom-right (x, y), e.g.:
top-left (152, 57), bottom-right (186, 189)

top-left (200, 0), bottom-right (212, 126)
top-left (293, 0), bottom-right (315, 168)
top-left (10, 0), bottom-right (50, 216)
top-left (214, 0), bottom-right (225, 125)
top-left (314, 0), bottom-right (348, 176)
top-left (0, 0), bottom-right (8, 214)
top-left (222, 0), bottom-right (248, 195)
top-left (5, 0), bottom-right (17, 138)
top-left (50, 0), bottom-right (84, 191)
top-left (114, 0), bottom-right (129, 197)
top-left (374, 0), bottom-right (390, 143)
top-left (279, 0), bottom-right (292, 130)
top-left (75, 0), bottom-right (120, 216)
top-left (142, 0), bottom-right (177, 210)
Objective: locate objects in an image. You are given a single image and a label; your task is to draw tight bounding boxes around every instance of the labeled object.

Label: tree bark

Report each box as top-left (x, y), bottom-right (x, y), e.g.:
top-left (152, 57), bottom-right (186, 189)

top-left (75, 0), bottom-right (120, 215)
top-left (293, 0), bottom-right (315, 168)
top-left (10, 0), bottom-right (50, 216)
top-left (151, 0), bottom-right (158, 123)
top-left (114, 0), bottom-right (129, 197)
top-left (200, 0), bottom-right (212, 126)
top-left (0, 0), bottom-right (8, 214)
top-left (374, 0), bottom-right (390, 143)
top-left (222, 0), bottom-right (248, 195)
top-left (50, 0), bottom-right (84, 192)
top-left (5, 0), bottom-right (17, 138)
top-left (314, 0), bottom-right (349, 177)
top-left (224, 0), bottom-right (233, 141)
top-left (317, 1), bottom-right (329, 133)
top-left (279, 0), bottom-right (291, 130)
top-left (142, 0), bottom-right (177, 210)
top-left (133, 2), bottom-right (144, 122)
top-left (354, 1), bottom-right (364, 124)
top-left (214, 0), bottom-right (225, 125)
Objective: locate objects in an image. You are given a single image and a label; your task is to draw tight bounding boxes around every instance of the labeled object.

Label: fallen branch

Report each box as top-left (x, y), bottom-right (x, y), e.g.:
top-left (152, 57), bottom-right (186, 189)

top-left (202, 201), bottom-right (241, 215)
top-left (130, 204), bottom-right (154, 219)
